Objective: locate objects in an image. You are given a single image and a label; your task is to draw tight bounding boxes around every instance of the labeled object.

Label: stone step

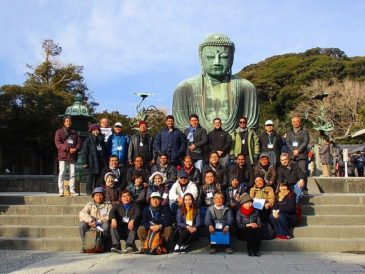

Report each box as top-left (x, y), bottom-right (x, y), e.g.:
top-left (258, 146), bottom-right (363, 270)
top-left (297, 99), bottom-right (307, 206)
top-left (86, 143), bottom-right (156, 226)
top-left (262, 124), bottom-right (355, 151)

top-left (2, 213), bottom-right (364, 227)
top-left (293, 225), bottom-right (365, 238)
top-left (3, 204), bottom-right (361, 216)
top-left (0, 215), bottom-right (80, 226)
top-left (310, 177), bottom-right (365, 193)
top-left (0, 175), bottom-right (55, 192)
top-left (2, 224), bottom-right (364, 240)
top-left (0, 195), bottom-right (91, 205)
top-left (302, 215), bottom-right (365, 225)
top-left (0, 236), bottom-right (364, 252)
top-left (0, 226), bottom-right (79, 238)
top-left (302, 194), bottom-right (365, 205)
top-left (301, 205), bottom-right (365, 215)
top-left (0, 205), bottom-right (84, 215)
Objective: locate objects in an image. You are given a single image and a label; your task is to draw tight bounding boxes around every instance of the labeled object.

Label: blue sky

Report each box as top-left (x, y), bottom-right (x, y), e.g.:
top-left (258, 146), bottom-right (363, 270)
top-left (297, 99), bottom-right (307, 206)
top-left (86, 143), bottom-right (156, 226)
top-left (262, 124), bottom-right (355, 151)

top-left (1, 0), bottom-right (364, 117)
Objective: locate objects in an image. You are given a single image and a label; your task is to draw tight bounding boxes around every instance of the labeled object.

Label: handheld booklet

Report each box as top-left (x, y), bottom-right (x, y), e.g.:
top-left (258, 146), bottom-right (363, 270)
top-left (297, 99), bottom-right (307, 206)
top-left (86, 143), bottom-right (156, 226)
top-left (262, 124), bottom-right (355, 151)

top-left (210, 231), bottom-right (230, 245)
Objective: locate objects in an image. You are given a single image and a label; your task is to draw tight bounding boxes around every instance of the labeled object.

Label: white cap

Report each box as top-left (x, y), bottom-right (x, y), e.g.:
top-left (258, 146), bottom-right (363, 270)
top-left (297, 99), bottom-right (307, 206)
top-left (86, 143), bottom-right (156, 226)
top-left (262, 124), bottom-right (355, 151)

top-left (114, 122), bottom-right (122, 127)
top-left (150, 192), bottom-right (162, 199)
top-left (265, 120), bottom-right (274, 126)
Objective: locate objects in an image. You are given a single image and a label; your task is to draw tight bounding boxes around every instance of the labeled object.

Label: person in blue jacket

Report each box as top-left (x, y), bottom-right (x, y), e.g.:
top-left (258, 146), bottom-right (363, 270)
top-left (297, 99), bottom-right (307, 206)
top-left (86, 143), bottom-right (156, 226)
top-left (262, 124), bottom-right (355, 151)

top-left (154, 115), bottom-right (187, 167)
top-left (107, 122), bottom-right (130, 167)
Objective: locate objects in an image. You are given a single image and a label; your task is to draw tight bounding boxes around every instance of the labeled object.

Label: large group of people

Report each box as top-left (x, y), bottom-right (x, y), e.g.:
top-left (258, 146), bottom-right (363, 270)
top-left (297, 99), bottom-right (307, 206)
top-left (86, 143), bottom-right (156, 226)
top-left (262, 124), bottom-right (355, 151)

top-left (55, 113), bottom-right (310, 256)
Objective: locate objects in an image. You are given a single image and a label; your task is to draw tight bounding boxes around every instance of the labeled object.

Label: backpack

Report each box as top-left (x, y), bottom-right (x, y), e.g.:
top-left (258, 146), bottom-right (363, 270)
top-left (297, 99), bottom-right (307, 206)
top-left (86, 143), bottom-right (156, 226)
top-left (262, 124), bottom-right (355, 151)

top-left (142, 230), bottom-right (167, 255)
top-left (84, 228), bottom-right (104, 253)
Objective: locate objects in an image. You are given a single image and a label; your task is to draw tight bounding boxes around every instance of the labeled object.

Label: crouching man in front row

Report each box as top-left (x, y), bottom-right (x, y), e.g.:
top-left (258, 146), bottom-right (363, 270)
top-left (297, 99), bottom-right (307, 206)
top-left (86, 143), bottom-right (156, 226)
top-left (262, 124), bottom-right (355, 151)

top-left (79, 187), bottom-right (112, 252)
top-left (205, 192), bottom-right (234, 254)
top-left (110, 190), bottom-right (141, 254)
top-left (137, 192), bottom-right (173, 252)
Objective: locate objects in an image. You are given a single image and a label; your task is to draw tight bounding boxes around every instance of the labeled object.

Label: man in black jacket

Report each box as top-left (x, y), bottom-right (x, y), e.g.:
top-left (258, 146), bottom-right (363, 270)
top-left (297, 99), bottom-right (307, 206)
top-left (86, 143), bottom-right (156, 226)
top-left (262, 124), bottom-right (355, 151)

top-left (151, 153), bottom-right (178, 187)
top-left (229, 154), bottom-right (254, 188)
top-left (259, 120), bottom-right (282, 167)
top-left (126, 155), bottom-right (151, 185)
top-left (110, 190), bottom-right (141, 253)
top-left (286, 116), bottom-right (309, 175)
top-left (184, 114), bottom-right (208, 171)
top-left (277, 153), bottom-right (305, 202)
top-left (181, 155), bottom-right (202, 186)
top-left (208, 118), bottom-right (232, 168)
top-left (137, 192), bottom-right (173, 247)
top-left (99, 155), bottom-right (127, 190)
top-left (128, 121), bottom-right (154, 168)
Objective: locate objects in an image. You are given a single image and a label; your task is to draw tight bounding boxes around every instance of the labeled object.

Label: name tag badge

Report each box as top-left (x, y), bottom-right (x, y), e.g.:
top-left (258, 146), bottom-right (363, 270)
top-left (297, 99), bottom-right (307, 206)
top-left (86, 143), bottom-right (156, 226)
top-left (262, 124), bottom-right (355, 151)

top-left (67, 139), bottom-right (74, 144)
top-left (162, 193), bottom-right (168, 199)
top-left (123, 217), bottom-right (130, 223)
top-left (215, 222), bottom-right (223, 230)
top-left (139, 142), bottom-right (143, 147)
top-left (268, 144), bottom-right (274, 149)
top-left (186, 220), bottom-right (193, 226)
top-left (97, 145), bottom-right (102, 151)
top-left (242, 139), bottom-right (245, 145)
top-left (117, 146), bottom-right (123, 151)
top-left (292, 141), bottom-right (299, 147)
top-left (207, 192), bottom-right (213, 198)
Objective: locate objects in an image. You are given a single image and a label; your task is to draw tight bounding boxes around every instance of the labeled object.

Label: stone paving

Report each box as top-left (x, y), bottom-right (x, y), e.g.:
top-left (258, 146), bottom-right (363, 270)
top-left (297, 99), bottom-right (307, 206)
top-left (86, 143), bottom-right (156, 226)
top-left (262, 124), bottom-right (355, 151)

top-left (1, 250), bottom-right (365, 274)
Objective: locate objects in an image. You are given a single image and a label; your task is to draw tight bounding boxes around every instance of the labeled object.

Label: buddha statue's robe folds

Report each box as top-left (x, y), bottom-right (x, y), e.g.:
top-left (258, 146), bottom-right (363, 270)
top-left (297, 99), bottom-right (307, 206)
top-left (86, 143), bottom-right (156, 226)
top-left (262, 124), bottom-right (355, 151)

top-left (173, 74), bottom-right (258, 133)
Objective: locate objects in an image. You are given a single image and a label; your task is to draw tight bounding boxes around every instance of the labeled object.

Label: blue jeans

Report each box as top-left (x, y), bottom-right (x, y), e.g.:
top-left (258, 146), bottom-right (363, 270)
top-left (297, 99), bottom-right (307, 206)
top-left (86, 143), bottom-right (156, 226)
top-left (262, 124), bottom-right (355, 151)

top-left (292, 182), bottom-right (303, 203)
top-left (269, 213), bottom-right (289, 236)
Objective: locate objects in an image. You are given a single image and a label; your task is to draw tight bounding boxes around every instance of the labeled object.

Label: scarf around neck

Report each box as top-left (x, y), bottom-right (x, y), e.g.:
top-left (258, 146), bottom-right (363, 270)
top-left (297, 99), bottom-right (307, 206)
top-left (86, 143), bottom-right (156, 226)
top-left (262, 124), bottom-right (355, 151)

top-left (240, 205), bottom-right (254, 216)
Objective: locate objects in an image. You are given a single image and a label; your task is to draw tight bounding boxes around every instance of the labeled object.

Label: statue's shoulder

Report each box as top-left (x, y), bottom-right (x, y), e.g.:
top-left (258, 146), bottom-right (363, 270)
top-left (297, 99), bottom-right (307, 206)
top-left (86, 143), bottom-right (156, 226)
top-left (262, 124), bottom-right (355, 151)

top-left (175, 75), bottom-right (201, 90)
top-left (231, 75), bottom-right (255, 89)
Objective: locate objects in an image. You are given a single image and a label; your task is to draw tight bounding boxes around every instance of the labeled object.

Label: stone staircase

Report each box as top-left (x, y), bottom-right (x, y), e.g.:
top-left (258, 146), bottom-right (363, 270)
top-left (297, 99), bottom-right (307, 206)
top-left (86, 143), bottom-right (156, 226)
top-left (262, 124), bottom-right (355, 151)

top-left (0, 190), bottom-right (365, 252)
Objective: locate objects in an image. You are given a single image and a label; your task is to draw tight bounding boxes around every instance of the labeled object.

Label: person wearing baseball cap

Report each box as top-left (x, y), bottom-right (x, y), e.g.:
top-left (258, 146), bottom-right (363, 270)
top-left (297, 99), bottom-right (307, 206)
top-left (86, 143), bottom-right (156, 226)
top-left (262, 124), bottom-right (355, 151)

top-left (136, 191), bottom-right (173, 252)
top-left (106, 121), bottom-right (130, 167)
top-left (169, 169), bottom-right (198, 215)
top-left (253, 152), bottom-right (277, 189)
top-left (259, 119), bottom-right (282, 167)
top-left (79, 187), bottom-right (112, 253)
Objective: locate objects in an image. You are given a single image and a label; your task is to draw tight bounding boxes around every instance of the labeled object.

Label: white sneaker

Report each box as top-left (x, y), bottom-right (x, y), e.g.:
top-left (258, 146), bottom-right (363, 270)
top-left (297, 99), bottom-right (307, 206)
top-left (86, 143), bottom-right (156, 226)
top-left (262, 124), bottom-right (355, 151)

top-left (173, 244), bottom-right (180, 254)
top-left (59, 192), bottom-right (64, 197)
top-left (70, 191), bottom-right (80, 196)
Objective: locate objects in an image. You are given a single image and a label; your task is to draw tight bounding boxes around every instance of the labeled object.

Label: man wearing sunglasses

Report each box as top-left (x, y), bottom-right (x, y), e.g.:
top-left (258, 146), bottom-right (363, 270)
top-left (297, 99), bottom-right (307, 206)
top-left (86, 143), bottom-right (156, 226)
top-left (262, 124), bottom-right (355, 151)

top-left (230, 117), bottom-right (260, 166)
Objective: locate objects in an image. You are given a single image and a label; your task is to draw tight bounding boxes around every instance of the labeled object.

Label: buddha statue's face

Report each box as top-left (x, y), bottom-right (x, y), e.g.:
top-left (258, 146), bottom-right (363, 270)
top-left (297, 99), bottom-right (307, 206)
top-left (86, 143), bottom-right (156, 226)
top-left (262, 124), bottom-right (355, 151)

top-left (201, 46), bottom-right (233, 78)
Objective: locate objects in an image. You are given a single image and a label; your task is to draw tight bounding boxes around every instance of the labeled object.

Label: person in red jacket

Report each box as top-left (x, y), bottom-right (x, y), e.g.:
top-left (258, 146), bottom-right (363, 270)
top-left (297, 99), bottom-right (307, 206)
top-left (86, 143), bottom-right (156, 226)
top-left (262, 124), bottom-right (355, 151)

top-left (54, 116), bottom-right (81, 197)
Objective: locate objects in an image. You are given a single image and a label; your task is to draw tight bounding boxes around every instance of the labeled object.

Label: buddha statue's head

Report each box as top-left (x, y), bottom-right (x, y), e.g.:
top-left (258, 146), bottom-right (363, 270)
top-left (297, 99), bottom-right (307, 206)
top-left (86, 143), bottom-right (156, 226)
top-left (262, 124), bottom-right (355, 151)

top-left (199, 33), bottom-right (235, 79)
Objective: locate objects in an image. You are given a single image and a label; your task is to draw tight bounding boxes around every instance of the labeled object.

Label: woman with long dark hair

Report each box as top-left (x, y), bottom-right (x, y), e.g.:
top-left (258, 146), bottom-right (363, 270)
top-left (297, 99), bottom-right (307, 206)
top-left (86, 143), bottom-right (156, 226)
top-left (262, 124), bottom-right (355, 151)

top-left (174, 193), bottom-right (201, 254)
top-left (269, 182), bottom-right (298, 239)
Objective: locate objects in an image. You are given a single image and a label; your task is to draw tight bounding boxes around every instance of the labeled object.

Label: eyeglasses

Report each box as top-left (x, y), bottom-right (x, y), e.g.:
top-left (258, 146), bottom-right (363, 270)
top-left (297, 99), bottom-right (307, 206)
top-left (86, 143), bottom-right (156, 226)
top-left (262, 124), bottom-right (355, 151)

top-left (239, 121), bottom-right (246, 124)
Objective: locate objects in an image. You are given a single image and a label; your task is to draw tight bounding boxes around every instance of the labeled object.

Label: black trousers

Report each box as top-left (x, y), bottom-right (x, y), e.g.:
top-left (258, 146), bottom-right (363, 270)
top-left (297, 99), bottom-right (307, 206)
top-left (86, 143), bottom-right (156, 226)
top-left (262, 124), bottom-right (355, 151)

top-left (237, 227), bottom-right (261, 251)
top-left (86, 174), bottom-right (99, 195)
top-left (176, 228), bottom-right (198, 246)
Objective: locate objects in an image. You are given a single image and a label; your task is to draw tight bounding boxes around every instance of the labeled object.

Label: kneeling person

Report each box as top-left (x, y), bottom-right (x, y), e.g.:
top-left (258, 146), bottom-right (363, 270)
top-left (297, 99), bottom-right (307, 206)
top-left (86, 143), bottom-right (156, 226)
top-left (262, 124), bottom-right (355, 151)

top-left (110, 190), bottom-right (141, 253)
top-left (137, 192), bottom-right (173, 252)
top-left (79, 187), bottom-right (112, 252)
top-left (204, 192), bottom-right (234, 254)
